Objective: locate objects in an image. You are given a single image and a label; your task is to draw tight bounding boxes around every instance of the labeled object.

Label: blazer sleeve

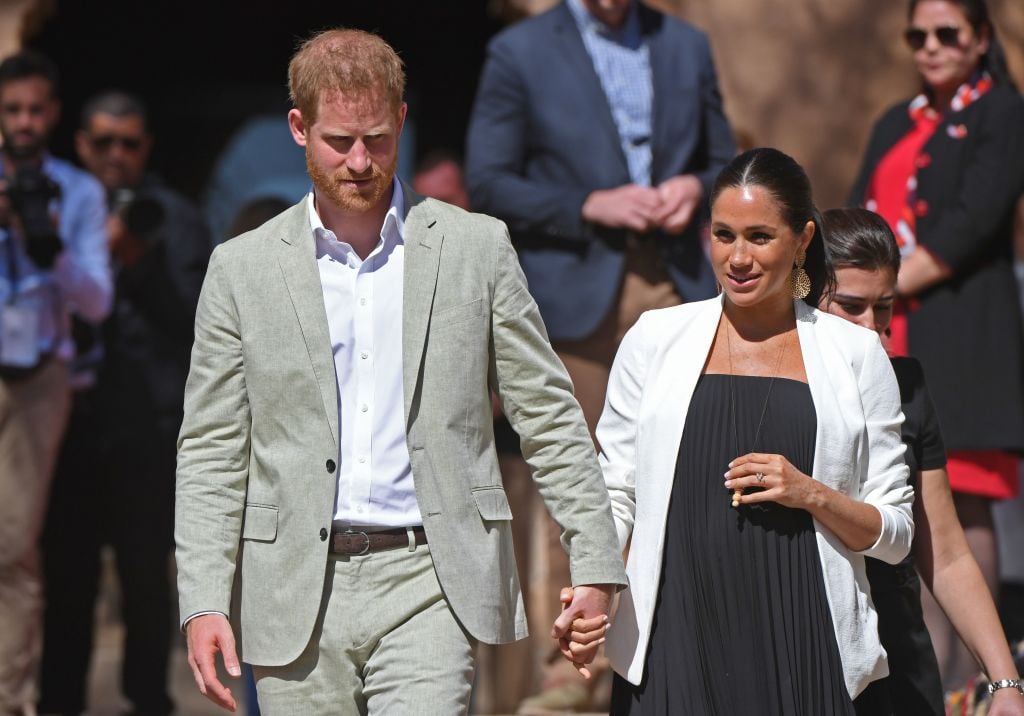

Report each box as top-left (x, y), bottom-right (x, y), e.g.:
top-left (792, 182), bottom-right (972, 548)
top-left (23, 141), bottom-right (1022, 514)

top-left (595, 315), bottom-right (648, 551)
top-left (489, 228), bottom-right (627, 588)
top-left (174, 246), bottom-right (252, 624)
top-left (465, 35), bottom-right (593, 241)
top-left (692, 32), bottom-right (736, 199)
top-left (918, 91), bottom-right (1024, 272)
top-left (853, 335), bottom-right (915, 564)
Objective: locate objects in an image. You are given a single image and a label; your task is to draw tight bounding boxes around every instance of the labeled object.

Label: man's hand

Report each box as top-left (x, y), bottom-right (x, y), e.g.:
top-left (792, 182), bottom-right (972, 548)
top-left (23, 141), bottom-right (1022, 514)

top-left (654, 175), bottom-right (703, 235)
top-left (551, 584), bottom-right (613, 679)
top-left (186, 613), bottom-right (241, 712)
top-left (581, 184), bottom-right (662, 233)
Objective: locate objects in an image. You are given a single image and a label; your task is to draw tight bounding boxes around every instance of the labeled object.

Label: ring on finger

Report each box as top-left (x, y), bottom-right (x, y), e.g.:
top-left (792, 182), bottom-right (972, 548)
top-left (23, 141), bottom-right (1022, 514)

top-left (755, 472), bottom-right (765, 483)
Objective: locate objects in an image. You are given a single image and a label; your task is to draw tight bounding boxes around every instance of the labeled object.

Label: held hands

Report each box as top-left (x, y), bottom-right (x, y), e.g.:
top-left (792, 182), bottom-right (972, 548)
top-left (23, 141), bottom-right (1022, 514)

top-left (724, 452), bottom-right (820, 509)
top-left (551, 584), bottom-right (613, 679)
top-left (581, 175), bottom-right (703, 235)
top-left (185, 613), bottom-right (242, 712)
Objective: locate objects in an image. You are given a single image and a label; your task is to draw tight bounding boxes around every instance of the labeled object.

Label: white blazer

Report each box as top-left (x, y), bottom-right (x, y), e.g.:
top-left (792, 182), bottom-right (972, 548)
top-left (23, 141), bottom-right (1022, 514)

top-left (600, 297), bottom-right (913, 699)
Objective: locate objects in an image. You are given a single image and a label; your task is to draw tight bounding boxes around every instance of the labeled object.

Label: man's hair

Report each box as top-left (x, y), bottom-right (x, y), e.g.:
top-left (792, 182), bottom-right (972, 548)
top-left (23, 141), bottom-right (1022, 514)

top-left (80, 90), bottom-right (149, 132)
top-left (0, 49), bottom-right (59, 96)
top-left (288, 28), bottom-right (405, 123)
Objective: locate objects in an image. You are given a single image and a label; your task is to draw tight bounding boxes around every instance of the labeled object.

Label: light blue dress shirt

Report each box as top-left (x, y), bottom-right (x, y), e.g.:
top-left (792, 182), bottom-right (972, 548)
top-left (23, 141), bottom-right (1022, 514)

top-left (567, 0), bottom-right (654, 186)
top-left (0, 155), bottom-right (113, 364)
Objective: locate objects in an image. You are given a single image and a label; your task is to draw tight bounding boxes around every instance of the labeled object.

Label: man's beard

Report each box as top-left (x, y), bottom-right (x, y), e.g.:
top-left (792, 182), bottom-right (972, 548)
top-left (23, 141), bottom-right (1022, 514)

top-left (306, 147), bottom-right (396, 214)
top-left (0, 128), bottom-right (45, 162)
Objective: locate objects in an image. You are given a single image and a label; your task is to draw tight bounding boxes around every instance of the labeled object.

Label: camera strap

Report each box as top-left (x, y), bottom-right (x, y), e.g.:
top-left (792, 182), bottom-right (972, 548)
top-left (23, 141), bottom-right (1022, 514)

top-left (3, 231), bottom-right (18, 302)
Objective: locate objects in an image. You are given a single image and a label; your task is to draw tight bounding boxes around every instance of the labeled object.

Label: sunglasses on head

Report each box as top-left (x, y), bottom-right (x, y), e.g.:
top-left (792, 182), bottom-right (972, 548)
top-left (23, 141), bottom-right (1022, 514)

top-left (89, 134), bottom-right (143, 151)
top-left (904, 25), bottom-right (961, 51)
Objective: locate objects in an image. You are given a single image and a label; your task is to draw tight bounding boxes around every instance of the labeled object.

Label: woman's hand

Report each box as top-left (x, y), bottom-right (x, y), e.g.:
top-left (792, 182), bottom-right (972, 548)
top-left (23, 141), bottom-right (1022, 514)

top-left (723, 452), bottom-right (821, 509)
top-left (989, 687), bottom-right (1024, 716)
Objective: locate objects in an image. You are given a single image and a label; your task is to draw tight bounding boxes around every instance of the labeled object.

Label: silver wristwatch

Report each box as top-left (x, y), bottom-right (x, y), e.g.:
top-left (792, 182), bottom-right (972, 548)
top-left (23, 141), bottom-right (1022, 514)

top-left (987, 678), bottom-right (1024, 696)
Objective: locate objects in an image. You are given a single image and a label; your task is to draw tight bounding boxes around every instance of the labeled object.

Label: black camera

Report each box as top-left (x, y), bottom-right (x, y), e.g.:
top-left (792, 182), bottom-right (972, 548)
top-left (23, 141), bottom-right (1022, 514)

top-left (108, 187), bottom-right (165, 245)
top-left (3, 166), bottom-right (63, 269)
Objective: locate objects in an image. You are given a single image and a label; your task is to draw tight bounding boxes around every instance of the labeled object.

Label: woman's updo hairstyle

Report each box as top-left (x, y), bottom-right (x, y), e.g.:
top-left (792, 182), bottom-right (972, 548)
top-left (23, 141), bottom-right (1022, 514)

top-left (710, 147), bottom-right (835, 307)
top-left (820, 207), bottom-right (901, 281)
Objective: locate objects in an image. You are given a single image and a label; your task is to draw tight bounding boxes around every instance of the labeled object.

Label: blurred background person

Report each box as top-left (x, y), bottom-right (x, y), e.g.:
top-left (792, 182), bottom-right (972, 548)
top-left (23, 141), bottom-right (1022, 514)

top-left (465, 1), bottom-right (734, 709)
top-left (411, 149), bottom-right (470, 210)
top-left (821, 207), bottom-right (1024, 715)
top-left (37, 90), bottom-right (210, 716)
top-left (0, 49), bottom-right (111, 716)
top-left (849, 0), bottom-right (1024, 688)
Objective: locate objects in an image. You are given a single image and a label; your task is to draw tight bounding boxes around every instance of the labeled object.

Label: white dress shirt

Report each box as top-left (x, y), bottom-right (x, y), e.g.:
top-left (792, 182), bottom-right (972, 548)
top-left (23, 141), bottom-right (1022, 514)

top-left (308, 180), bottom-right (421, 528)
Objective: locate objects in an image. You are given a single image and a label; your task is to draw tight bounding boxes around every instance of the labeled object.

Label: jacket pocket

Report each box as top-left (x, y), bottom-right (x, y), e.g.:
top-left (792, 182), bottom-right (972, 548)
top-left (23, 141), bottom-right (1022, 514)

top-left (471, 486), bottom-right (513, 521)
top-left (241, 503), bottom-right (279, 542)
top-left (433, 298), bottom-right (483, 328)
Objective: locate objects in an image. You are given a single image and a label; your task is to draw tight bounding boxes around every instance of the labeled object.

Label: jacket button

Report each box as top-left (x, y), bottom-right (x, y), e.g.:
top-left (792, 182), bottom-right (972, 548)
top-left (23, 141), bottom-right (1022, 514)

top-left (319, 528), bottom-right (328, 541)
top-left (915, 152), bottom-right (931, 169)
top-left (326, 459), bottom-right (336, 474)
top-left (914, 199), bottom-right (929, 217)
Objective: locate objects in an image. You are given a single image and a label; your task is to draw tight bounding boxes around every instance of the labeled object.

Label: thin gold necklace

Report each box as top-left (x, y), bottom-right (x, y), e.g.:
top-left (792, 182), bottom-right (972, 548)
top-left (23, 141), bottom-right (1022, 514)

top-left (724, 318), bottom-right (789, 508)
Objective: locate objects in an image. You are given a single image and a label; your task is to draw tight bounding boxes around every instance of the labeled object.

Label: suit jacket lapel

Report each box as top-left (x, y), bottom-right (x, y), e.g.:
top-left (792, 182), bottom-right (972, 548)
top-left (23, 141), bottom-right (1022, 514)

top-left (401, 183), bottom-right (442, 427)
top-left (553, 3), bottom-right (630, 180)
top-left (643, 6), bottom-right (672, 183)
top-left (276, 200), bottom-right (339, 446)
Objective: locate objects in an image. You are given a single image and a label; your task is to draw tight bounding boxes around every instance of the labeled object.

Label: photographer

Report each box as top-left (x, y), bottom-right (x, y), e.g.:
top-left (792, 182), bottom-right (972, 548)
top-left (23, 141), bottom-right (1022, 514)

top-left (0, 49), bottom-right (111, 716)
top-left (38, 90), bottom-right (210, 716)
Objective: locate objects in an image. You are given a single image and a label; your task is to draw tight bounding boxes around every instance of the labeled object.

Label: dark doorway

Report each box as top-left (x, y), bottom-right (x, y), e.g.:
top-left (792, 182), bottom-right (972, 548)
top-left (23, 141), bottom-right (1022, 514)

top-left (29, 1), bottom-right (504, 200)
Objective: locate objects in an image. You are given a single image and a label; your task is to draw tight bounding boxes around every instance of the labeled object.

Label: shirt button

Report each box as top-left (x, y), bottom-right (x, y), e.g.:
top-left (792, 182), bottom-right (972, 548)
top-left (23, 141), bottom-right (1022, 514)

top-left (914, 199), bottom-right (929, 217)
top-left (356, 506), bottom-right (365, 514)
top-left (358, 457), bottom-right (366, 464)
top-left (326, 459), bottom-right (336, 474)
top-left (361, 404), bottom-right (369, 412)
top-left (361, 351), bottom-right (369, 359)
top-left (915, 153), bottom-right (932, 169)
top-left (360, 298), bottom-right (367, 306)
top-left (319, 528), bottom-right (328, 541)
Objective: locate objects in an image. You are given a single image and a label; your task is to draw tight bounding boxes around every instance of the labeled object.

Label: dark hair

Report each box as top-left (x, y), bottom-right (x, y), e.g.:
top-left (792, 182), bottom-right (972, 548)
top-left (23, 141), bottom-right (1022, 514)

top-left (0, 49), bottom-right (59, 96)
top-left (80, 90), bottom-right (149, 132)
top-left (821, 208), bottom-right (901, 281)
top-left (908, 0), bottom-right (1015, 88)
top-left (710, 147), bottom-right (834, 307)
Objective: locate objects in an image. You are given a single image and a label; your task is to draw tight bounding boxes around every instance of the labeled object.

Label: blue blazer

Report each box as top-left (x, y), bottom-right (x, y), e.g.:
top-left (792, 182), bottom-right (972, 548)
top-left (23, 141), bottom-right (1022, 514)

top-left (466, 2), bottom-right (735, 340)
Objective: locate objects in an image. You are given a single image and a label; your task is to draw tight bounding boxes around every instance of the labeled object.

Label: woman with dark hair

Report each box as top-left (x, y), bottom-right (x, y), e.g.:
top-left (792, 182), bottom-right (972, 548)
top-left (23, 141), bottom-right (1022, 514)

top-left (578, 148), bottom-right (913, 714)
top-left (849, 0), bottom-right (1024, 687)
top-left (821, 207), bottom-right (1024, 715)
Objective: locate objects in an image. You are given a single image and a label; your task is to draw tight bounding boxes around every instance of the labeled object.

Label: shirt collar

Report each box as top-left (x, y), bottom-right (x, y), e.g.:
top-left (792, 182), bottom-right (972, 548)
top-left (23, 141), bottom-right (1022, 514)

top-left (567, 0), bottom-right (640, 42)
top-left (307, 177), bottom-right (405, 252)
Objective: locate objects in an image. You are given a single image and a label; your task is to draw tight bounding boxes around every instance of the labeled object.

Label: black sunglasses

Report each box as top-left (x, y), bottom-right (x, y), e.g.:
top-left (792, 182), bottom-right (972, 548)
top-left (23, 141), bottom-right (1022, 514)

top-left (89, 134), bottom-right (144, 152)
top-left (904, 25), bottom-right (961, 51)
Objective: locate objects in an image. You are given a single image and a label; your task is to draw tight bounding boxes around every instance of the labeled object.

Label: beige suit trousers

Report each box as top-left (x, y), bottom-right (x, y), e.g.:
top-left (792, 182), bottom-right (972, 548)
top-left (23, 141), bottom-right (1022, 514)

top-left (0, 359), bottom-right (70, 714)
top-left (252, 542), bottom-right (477, 716)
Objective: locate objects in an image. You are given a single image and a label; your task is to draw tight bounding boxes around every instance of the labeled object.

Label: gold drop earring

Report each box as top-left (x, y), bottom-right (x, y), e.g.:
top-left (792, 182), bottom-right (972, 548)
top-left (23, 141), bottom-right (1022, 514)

top-left (791, 251), bottom-right (811, 300)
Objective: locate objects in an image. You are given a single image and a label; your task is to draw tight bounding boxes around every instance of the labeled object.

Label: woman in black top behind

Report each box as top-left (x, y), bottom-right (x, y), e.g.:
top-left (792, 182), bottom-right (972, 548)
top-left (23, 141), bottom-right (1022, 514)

top-left (820, 207), bottom-right (1024, 715)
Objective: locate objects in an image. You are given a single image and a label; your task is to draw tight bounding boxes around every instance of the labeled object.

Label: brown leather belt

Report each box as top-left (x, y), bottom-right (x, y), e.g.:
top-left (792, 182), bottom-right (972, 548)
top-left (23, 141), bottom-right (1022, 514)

top-left (330, 525), bottom-right (427, 556)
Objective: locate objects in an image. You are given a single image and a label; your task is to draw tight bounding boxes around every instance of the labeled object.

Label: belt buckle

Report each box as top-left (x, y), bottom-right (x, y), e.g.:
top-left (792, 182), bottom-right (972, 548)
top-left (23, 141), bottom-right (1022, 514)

top-left (341, 529), bottom-right (370, 556)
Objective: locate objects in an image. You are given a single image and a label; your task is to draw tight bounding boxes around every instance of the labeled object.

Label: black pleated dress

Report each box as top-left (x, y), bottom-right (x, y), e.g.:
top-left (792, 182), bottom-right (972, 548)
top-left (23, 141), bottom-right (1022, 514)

top-left (611, 374), bottom-right (856, 715)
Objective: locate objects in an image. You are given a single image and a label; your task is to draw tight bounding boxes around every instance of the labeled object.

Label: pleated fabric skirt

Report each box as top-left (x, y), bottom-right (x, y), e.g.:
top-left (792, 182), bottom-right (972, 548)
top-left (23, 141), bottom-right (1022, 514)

top-left (611, 375), bottom-right (859, 715)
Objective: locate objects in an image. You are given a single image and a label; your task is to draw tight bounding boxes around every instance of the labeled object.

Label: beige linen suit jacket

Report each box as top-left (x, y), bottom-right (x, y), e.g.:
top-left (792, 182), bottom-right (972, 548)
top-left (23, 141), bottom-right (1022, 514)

top-left (175, 183), bottom-right (627, 666)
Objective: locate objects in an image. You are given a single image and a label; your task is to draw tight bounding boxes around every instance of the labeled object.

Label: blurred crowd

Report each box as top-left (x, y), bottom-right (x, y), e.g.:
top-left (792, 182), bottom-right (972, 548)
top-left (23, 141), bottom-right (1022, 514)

top-left (0, 0), bottom-right (1023, 714)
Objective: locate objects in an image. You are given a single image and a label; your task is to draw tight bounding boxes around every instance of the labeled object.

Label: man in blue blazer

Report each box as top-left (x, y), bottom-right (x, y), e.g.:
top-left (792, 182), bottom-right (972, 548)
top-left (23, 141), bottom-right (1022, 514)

top-left (466, 0), bottom-right (734, 708)
top-left (467, 0), bottom-right (734, 424)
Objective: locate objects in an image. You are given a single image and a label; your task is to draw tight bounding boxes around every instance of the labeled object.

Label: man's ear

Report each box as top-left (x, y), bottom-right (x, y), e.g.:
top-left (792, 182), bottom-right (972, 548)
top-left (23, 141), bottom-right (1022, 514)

top-left (288, 108), bottom-right (309, 147)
